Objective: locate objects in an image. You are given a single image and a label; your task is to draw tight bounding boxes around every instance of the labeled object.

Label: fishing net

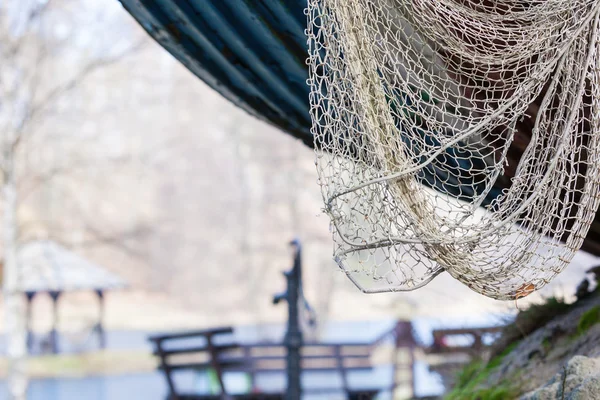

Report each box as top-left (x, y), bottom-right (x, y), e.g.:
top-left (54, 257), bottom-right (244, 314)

top-left (307, 0), bottom-right (600, 300)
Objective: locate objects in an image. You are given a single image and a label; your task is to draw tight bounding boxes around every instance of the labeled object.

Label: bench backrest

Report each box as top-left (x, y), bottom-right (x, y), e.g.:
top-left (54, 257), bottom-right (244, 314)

top-left (150, 321), bottom-right (418, 398)
top-left (149, 327), bottom-right (240, 398)
top-left (150, 329), bottom-right (379, 398)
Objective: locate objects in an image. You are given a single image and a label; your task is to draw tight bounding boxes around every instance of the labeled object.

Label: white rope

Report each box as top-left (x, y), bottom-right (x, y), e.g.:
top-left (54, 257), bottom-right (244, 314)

top-left (308, 0), bottom-right (600, 300)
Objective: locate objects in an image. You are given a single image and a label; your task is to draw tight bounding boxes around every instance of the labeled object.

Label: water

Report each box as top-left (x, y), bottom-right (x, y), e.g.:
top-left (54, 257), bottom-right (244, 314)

top-left (0, 373), bottom-right (167, 400)
top-left (0, 371), bottom-right (402, 400)
top-left (0, 318), bottom-right (498, 399)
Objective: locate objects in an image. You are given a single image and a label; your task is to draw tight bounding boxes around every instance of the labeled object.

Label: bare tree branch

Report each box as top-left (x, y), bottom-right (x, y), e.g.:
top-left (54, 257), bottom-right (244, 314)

top-left (9, 19), bottom-right (48, 153)
top-left (1, 4), bottom-right (153, 399)
top-left (18, 212), bottom-right (159, 263)
top-left (26, 170), bottom-right (159, 263)
top-left (26, 0), bottom-right (53, 24)
top-left (26, 38), bottom-right (147, 128)
top-left (0, 0), bottom-right (53, 64)
top-left (50, 223), bottom-right (154, 261)
top-left (17, 151), bottom-right (133, 201)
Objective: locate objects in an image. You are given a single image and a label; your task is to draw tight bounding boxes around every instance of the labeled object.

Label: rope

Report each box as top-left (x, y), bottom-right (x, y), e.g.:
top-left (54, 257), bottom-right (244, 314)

top-left (308, 0), bottom-right (600, 300)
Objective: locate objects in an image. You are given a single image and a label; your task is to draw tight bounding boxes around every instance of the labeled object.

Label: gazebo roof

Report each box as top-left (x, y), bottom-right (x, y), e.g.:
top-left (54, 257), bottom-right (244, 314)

top-left (17, 240), bottom-right (127, 293)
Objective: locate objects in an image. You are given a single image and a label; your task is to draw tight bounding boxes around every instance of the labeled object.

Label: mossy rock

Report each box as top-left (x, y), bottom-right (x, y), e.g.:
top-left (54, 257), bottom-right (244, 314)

top-left (577, 306), bottom-right (600, 335)
top-left (445, 342), bottom-right (521, 400)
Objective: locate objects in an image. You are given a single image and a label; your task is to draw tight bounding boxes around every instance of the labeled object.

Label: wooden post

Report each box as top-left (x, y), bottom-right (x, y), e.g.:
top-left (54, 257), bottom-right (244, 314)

top-left (473, 333), bottom-right (483, 354)
top-left (24, 292), bottom-right (36, 354)
top-left (206, 333), bottom-right (231, 399)
top-left (335, 345), bottom-right (349, 395)
top-left (389, 321), bottom-right (418, 398)
top-left (48, 291), bottom-right (61, 354)
top-left (244, 346), bottom-right (256, 391)
top-left (95, 290), bottom-right (106, 349)
top-left (408, 342), bottom-right (416, 398)
top-left (154, 339), bottom-right (178, 400)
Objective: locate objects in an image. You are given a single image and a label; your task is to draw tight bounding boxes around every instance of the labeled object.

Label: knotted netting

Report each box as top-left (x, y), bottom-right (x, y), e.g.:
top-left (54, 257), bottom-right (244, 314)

top-left (307, 0), bottom-right (600, 300)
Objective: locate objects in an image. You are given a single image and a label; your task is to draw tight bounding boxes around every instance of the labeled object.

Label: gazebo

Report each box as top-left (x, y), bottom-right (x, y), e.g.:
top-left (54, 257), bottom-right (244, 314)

top-left (17, 240), bottom-right (127, 354)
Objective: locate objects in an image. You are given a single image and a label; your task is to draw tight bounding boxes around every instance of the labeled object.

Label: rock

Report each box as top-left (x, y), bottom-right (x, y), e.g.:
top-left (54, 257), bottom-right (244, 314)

top-left (567, 376), bottom-right (600, 400)
top-left (521, 382), bottom-right (560, 400)
top-left (564, 356), bottom-right (600, 378)
top-left (521, 356), bottom-right (600, 400)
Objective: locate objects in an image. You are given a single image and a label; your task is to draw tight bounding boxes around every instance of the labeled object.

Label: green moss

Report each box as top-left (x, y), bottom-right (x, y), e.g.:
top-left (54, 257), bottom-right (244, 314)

top-left (445, 341), bottom-right (520, 400)
top-left (452, 360), bottom-right (485, 392)
top-left (577, 306), bottom-right (600, 335)
top-left (542, 337), bottom-right (551, 351)
top-left (446, 379), bottom-right (520, 400)
top-left (445, 297), bottom-right (599, 399)
top-left (443, 360), bottom-right (493, 399)
top-left (488, 341), bottom-right (518, 370)
top-left (470, 384), bottom-right (520, 400)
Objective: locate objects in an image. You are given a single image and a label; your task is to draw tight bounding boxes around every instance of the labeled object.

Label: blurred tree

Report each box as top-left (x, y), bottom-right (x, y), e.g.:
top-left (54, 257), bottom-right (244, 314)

top-left (0, 1), bottom-right (148, 398)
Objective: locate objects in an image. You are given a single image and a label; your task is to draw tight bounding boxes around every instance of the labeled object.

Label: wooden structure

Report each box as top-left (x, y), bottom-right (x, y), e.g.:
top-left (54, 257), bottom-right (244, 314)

top-left (426, 326), bottom-right (503, 356)
top-left (425, 326), bottom-right (504, 390)
top-left (376, 320), bottom-right (419, 398)
top-left (17, 240), bottom-right (126, 354)
top-left (149, 321), bottom-right (417, 400)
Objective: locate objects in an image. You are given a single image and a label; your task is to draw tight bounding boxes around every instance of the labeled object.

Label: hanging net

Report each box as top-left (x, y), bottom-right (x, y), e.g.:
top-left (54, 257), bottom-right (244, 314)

top-left (307, 0), bottom-right (600, 300)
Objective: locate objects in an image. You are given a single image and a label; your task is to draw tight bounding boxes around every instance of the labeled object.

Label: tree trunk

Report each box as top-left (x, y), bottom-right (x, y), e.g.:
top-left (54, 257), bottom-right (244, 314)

top-left (2, 157), bottom-right (27, 400)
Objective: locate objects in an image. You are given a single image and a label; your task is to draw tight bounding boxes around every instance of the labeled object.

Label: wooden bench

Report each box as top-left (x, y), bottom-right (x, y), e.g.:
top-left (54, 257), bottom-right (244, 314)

top-left (149, 327), bottom-right (243, 399)
top-left (149, 326), bottom-right (394, 400)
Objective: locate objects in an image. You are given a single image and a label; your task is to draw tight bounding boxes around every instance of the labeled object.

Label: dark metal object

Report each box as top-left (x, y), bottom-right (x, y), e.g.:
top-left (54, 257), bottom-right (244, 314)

top-left (149, 241), bottom-right (326, 400)
top-left (273, 239), bottom-right (303, 400)
top-left (117, 0), bottom-right (312, 147)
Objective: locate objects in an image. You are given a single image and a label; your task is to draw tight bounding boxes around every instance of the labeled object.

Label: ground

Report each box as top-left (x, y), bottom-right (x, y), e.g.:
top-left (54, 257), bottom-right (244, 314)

top-left (444, 291), bottom-right (600, 399)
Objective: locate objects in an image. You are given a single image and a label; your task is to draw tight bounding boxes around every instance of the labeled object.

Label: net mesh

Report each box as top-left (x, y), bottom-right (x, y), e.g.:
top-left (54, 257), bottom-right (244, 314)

top-left (307, 0), bottom-right (600, 300)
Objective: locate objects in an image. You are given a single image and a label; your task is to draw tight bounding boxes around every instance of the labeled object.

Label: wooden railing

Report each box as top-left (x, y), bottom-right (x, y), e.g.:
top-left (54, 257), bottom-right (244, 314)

top-left (426, 326), bottom-right (503, 355)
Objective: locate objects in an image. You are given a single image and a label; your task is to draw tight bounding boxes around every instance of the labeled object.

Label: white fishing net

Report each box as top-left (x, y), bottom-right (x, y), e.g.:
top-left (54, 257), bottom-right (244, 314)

top-left (307, 0), bottom-right (600, 300)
